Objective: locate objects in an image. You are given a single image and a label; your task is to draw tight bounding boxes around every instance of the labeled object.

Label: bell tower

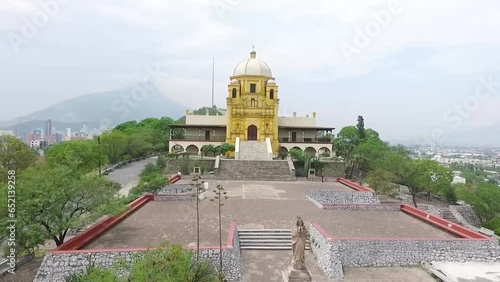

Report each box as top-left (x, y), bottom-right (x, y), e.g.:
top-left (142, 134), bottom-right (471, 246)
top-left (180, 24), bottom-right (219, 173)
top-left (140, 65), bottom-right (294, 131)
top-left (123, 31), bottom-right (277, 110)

top-left (226, 50), bottom-right (279, 153)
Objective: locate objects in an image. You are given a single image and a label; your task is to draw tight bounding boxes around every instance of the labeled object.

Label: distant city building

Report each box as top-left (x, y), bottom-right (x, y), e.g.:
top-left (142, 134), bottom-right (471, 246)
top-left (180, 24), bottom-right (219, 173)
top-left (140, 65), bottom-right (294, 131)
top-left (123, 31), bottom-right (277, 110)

top-left (55, 133), bottom-right (63, 143)
top-left (66, 127), bottom-right (71, 137)
top-left (32, 129), bottom-right (42, 136)
top-left (45, 119), bottom-right (52, 138)
top-left (452, 176), bottom-right (466, 184)
top-left (26, 132), bottom-right (42, 142)
top-left (29, 140), bottom-right (48, 149)
top-left (0, 130), bottom-right (14, 136)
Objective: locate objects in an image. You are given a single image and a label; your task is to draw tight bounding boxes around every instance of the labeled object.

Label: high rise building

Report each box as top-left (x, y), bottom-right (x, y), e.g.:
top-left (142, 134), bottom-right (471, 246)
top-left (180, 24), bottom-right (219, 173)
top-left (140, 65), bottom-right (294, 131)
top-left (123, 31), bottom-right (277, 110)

top-left (45, 119), bottom-right (53, 138)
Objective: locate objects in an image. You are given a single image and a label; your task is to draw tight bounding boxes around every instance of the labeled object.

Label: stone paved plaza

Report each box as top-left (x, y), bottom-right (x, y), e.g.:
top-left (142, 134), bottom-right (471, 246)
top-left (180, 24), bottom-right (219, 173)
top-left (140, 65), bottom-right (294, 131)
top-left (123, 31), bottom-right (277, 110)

top-left (85, 180), bottom-right (456, 250)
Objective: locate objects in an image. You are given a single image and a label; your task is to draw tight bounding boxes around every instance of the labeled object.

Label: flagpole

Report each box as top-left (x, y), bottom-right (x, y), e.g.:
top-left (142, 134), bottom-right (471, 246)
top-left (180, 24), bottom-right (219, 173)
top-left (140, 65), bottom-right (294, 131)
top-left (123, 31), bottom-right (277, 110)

top-left (211, 58), bottom-right (215, 108)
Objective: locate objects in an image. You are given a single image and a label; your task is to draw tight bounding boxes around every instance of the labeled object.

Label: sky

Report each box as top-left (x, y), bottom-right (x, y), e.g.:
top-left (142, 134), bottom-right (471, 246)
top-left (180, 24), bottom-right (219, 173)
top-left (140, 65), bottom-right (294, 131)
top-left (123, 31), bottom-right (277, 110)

top-left (1, 0), bottom-right (500, 145)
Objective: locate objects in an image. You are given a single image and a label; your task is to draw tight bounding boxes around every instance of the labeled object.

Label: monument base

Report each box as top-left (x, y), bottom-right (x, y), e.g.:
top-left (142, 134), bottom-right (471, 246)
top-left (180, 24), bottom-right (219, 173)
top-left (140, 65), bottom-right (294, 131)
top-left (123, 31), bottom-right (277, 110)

top-left (282, 266), bottom-right (312, 282)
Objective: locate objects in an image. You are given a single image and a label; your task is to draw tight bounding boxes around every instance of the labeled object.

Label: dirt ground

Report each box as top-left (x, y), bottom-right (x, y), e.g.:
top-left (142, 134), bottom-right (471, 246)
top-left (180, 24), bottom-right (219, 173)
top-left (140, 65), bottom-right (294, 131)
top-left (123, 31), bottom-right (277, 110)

top-left (1, 258), bottom-right (43, 282)
top-left (84, 180), bottom-right (456, 249)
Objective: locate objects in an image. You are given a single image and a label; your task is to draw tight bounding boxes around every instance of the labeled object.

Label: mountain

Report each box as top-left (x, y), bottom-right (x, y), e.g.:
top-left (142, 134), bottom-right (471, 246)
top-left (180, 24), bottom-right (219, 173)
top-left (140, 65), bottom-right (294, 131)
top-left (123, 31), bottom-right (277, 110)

top-left (1, 87), bottom-right (187, 133)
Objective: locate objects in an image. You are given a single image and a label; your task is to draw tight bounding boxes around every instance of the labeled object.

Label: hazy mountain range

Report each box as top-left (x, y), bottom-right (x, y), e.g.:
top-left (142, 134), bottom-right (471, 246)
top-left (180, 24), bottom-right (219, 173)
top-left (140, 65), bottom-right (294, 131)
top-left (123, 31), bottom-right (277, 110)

top-left (0, 87), bottom-right (186, 134)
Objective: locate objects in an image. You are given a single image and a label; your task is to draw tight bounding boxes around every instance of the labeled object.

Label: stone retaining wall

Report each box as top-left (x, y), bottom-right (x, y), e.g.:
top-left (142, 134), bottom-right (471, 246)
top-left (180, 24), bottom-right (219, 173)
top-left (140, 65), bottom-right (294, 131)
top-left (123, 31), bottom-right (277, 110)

top-left (164, 159), bottom-right (215, 175)
top-left (157, 184), bottom-right (194, 194)
top-left (308, 225), bottom-right (343, 280)
top-left (153, 194), bottom-right (195, 201)
top-left (416, 204), bottom-right (442, 217)
top-left (451, 204), bottom-right (482, 228)
top-left (320, 161), bottom-right (346, 178)
top-left (34, 227), bottom-right (242, 282)
top-left (323, 204), bottom-right (400, 212)
top-left (337, 239), bottom-right (500, 267)
top-left (306, 190), bottom-right (380, 205)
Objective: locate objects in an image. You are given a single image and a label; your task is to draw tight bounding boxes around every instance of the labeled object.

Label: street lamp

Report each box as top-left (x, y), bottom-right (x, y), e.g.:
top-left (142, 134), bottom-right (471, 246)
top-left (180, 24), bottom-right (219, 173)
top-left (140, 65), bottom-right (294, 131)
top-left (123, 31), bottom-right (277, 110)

top-left (97, 136), bottom-right (101, 177)
top-left (210, 184), bottom-right (228, 280)
top-left (192, 175), bottom-right (204, 261)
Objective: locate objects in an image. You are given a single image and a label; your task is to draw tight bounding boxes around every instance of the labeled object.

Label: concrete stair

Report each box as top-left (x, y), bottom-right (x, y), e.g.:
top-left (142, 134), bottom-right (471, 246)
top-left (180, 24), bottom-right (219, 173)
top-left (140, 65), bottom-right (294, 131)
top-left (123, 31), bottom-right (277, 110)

top-left (441, 207), bottom-right (460, 224)
top-left (238, 141), bottom-right (270, 160)
top-left (239, 229), bottom-right (310, 250)
top-left (218, 159), bottom-right (295, 181)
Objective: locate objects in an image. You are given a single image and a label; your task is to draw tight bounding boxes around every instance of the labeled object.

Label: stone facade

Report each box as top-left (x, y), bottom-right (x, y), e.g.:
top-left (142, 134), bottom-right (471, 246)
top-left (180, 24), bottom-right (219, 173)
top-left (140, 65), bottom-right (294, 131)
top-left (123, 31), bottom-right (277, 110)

top-left (450, 204), bottom-right (482, 228)
top-left (164, 159), bottom-right (215, 175)
top-left (323, 204), bottom-right (400, 212)
top-left (153, 194), bottom-right (195, 201)
top-left (308, 224), bottom-right (343, 280)
top-left (34, 227), bottom-right (242, 282)
top-left (319, 161), bottom-right (345, 178)
top-left (157, 184), bottom-right (195, 194)
top-left (305, 190), bottom-right (380, 205)
top-left (337, 239), bottom-right (500, 267)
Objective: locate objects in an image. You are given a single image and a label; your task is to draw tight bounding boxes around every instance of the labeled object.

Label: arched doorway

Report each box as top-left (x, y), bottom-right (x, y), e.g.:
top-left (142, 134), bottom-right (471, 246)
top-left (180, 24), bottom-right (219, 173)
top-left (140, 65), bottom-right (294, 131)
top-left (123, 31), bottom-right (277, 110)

top-left (247, 125), bottom-right (257, 140)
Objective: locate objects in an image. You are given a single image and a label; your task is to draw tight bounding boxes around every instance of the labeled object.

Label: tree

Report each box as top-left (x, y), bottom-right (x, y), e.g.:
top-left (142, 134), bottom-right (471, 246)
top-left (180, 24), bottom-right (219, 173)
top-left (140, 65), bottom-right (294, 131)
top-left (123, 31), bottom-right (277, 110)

top-left (333, 126), bottom-right (359, 160)
top-left (216, 143), bottom-right (235, 155)
top-left (289, 148), bottom-right (304, 161)
top-left (456, 183), bottom-right (500, 225)
top-left (3, 163), bottom-right (126, 247)
top-left (64, 243), bottom-right (219, 282)
top-left (352, 137), bottom-right (389, 172)
top-left (45, 140), bottom-right (105, 173)
top-left (100, 130), bottom-right (128, 164)
top-left (356, 116), bottom-right (366, 140)
top-left (0, 136), bottom-right (37, 182)
top-left (412, 159), bottom-right (453, 201)
top-left (365, 168), bottom-right (397, 195)
top-left (201, 145), bottom-right (217, 157)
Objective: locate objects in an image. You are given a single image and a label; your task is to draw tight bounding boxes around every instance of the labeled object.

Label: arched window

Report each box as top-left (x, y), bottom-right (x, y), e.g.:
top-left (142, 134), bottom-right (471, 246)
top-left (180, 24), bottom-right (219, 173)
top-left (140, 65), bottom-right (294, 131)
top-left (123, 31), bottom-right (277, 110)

top-left (232, 88), bottom-right (237, 98)
top-left (270, 89), bottom-right (274, 99)
top-left (250, 99), bottom-right (256, 107)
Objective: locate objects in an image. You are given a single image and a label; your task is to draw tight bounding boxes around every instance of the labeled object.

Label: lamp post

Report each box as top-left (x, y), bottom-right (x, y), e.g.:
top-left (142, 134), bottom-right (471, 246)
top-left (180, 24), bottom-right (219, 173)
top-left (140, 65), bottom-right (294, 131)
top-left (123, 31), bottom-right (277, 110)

top-left (210, 184), bottom-right (228, 281)
top-left (97, 136), bottom-right (101, 177)
top-left (192, 175), bottom-right (204, 261)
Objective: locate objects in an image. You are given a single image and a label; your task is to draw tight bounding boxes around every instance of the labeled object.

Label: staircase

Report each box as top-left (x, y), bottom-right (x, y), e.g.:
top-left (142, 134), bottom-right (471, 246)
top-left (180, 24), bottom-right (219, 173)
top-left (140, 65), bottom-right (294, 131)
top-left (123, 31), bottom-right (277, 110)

top-left (218, 159), bottom-right (295, 181)
top-left (238, 229), bottom-right (311, 250)
top-left (441, 207), bottom-right (460, 224)
top-left (238, 141), bottom-right (270, 160)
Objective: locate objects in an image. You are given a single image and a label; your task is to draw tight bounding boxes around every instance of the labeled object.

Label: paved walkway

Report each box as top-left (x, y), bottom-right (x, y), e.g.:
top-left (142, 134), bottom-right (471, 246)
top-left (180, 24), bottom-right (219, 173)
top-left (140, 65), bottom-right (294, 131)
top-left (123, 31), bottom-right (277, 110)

top-left (106, 157), bottom-right (156, 196)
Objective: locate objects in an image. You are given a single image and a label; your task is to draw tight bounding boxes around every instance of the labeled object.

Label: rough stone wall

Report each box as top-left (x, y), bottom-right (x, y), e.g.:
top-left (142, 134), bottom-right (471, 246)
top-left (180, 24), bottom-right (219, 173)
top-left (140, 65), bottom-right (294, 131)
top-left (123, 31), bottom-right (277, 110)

top-left (451, 204), bottom-right (482, 228)
top-left (337, 239), bottom-right (500, 267)
top-left (157, 184), bottom-right (194, 194)
top-left (164, 159), bottom-right (215, 175)
top-left (320, 161), bottom-right (346, 178)
top-left (308, 225), bottom-right (343, 280)
top-left (34, 241), bottom-right (242, 282)
top-left (416, 204), bottom-right (442, 217)
top-left (306, 190), bottom-right (380, 204)
top-left (323, 204), bottom-right (400, 212)
top-left (153, 194), bottom-right (195, 201)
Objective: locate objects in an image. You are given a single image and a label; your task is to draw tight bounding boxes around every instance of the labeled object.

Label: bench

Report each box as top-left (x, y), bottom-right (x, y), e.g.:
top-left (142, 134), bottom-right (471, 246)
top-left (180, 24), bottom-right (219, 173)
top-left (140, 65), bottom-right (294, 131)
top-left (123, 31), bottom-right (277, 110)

top-left (478, 227), bottom-right (495, 237)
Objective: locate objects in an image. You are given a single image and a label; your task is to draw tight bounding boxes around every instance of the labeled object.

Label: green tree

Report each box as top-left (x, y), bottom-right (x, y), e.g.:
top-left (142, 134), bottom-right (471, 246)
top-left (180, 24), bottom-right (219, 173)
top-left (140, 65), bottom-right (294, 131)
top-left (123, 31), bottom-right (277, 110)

top-left (2, 163), bottom-right (126, 247)
top-left (0, 136), bottom-right (37, 182)
top-left (201, 145), bottom-right (217, 157)
top-left (365, 168), bottom-right (398, 195)
top-left (356, 115), bottom-right (366, 140)
top-left (333, 126), bottom-right (358, 160)
top-left (216, 143), bottom-right (235, 155)
top-left (412, 159), bottom-right (453, 201)
top-left (101, 130), bottom-right (128, 164)
top-left (456, 183), bottom-right (500, 225)
top-left (352, 137), bottom-right (389, 172)
top-left (45, 140), bottom-right (106, 173)
top-left (289, 148), bottom-right (304, 161)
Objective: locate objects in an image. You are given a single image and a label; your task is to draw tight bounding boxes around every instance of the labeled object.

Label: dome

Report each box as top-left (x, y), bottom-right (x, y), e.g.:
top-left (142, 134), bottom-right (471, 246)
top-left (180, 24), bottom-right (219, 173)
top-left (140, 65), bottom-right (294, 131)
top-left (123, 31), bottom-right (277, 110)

top-left (230, 79), bottom-right (239, 84)
top-left (267, 79), bottom-right (276, 85)
top-left (233, 50), bottom-right (272, 77)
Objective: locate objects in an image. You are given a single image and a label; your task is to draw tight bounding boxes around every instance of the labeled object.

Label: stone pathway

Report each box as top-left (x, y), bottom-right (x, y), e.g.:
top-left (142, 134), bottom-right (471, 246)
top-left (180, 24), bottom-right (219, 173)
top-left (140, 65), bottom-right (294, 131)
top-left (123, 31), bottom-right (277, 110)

top-left (241, 250), bottom-right (330, 281)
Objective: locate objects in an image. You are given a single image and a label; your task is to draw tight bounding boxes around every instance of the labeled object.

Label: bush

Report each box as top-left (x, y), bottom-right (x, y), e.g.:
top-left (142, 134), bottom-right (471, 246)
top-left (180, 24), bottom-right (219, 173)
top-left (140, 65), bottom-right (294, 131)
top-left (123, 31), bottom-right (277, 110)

top-left (64, 243), bottom-right (220, 282)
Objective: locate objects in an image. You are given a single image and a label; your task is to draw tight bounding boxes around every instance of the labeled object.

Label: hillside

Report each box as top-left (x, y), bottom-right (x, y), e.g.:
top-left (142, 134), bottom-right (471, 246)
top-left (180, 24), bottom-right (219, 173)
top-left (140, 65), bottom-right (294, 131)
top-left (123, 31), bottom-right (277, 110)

top-left (1, 87), bottom-right (186, 133)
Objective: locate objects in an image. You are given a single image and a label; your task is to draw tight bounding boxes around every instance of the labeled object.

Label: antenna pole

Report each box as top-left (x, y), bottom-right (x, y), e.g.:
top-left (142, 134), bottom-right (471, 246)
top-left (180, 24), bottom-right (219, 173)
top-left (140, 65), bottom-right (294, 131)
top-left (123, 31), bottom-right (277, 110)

top-left (211, 58), bottom-right (215, 108)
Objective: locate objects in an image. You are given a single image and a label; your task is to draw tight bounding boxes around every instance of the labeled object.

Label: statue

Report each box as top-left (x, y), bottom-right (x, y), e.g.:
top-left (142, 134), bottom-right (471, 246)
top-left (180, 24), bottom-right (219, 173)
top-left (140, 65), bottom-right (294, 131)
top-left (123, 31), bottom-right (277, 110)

top-left (291, 217), bottom-right (308, 270)
top-left (283, 217), bottom-right (312, 281)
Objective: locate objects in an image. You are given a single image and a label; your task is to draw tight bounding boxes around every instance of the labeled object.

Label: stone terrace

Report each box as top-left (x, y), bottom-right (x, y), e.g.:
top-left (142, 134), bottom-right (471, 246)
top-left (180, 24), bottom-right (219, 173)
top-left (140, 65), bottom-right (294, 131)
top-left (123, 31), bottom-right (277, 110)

top-left (84, 180), bottom-right (456, 249)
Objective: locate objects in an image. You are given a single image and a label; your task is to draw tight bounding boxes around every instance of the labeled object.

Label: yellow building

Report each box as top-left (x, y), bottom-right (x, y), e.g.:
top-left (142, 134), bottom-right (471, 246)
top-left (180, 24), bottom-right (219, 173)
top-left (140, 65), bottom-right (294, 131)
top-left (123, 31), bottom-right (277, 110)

top-left (169, 50), bottom-right (334, 159)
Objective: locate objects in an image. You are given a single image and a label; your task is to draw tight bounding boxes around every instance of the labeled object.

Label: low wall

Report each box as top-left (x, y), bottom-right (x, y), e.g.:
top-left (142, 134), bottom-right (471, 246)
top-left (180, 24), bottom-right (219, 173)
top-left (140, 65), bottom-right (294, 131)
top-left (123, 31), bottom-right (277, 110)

top-left (337, 178), bottom-right (373, 192)
top-left (323, 204), bottom-right (400, 211)
top-left (337, 238), bottom-right (500, 267)
top-left (154, 193), bottom-right (195, 201)
top-left (164, 159), bottom-right (215, 175)
top-left (158, 184), bottom-right (194, 194)
top-left (309, 222), bottom-right (500, 279)
top-left (321, 161), bottom-right (345, 178)
top-left (306, 190), bottom-right (380, 205)
top-left (450, 204), bottom-right (482, 228)
top-left (308, 224), bottom-right (343, 280)
top-left (34, 223), bottom-right (242, 282)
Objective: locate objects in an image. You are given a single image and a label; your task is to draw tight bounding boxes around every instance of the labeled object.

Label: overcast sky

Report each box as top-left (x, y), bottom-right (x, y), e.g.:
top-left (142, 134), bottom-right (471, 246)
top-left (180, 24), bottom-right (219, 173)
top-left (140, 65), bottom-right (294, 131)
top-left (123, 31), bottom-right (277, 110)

top-left (1, 0), bottom-right (499, 145)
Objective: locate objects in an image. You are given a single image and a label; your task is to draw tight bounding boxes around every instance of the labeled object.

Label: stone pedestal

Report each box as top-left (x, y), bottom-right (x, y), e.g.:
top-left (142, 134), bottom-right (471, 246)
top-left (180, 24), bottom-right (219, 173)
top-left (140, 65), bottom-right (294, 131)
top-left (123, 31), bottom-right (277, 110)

top-left (282, 266), bottom-right (312, 282)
